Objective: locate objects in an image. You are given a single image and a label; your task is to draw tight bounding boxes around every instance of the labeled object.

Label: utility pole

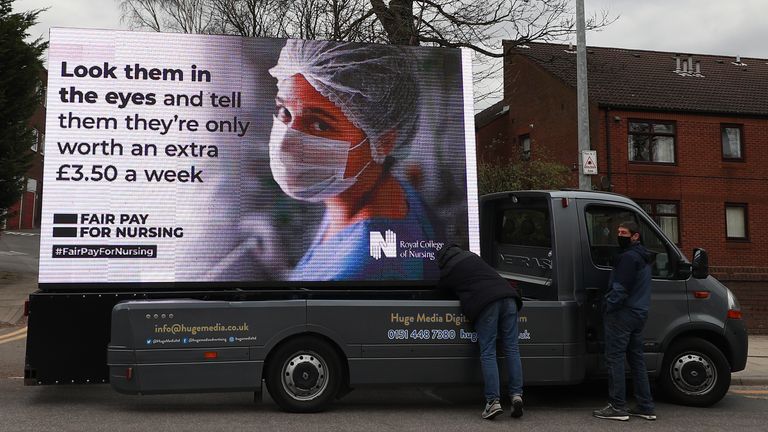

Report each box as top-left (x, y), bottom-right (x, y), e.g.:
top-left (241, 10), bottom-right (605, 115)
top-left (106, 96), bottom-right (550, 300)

top-left (576, 0), bottom-right (591, 190)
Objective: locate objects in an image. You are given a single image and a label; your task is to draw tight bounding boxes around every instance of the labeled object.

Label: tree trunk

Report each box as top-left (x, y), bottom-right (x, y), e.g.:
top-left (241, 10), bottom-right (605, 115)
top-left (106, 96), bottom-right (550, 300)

top-left (370, 0), bottom-right (417, 45)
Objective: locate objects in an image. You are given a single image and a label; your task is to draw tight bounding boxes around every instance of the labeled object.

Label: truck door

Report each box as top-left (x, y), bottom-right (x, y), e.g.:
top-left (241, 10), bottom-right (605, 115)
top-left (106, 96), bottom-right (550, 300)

top-left (577, 201), bottom-right (689, 372)
top-left (480, 194), bottom-right (585, 384)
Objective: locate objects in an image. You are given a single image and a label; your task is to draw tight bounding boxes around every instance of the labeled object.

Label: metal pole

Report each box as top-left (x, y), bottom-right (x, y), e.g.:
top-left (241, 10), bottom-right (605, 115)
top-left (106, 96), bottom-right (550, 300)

top-left (576, 0), bottom-right (591, 190)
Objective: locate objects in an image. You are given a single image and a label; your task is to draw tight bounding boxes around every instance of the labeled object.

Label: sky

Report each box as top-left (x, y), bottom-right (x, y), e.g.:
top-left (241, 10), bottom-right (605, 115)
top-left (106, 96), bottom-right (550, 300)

top-left (14, 0), bottom-right (768, 110)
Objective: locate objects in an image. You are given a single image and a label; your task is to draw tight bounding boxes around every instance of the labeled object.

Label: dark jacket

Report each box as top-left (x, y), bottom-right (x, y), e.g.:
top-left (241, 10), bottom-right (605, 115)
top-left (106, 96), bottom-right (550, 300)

top-left (436, 244), bottom-right (522, 322)
top-left (605, 242), bottom-right (653, 319)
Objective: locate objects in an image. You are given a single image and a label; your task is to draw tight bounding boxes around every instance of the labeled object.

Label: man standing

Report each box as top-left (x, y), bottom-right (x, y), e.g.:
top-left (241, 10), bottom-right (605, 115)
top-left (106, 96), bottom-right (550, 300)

top-left (437, 244), bottom-right (524, 420)
top-left (593, 221), bottom-right (656, 421)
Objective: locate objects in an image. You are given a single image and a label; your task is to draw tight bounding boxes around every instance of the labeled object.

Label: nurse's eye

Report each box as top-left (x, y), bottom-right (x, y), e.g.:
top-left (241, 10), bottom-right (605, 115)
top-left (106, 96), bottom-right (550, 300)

top-left (311, 119), bottom-right (332, 133)
top-left (275, 105), bottom-right (292, 124)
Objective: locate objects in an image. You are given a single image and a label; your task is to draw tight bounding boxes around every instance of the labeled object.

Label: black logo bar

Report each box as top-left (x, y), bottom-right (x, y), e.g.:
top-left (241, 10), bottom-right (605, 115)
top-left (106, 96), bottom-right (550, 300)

top-left (52, 227), bottom-right (78, 237)
top-left (53, 213), bottom-right (78, 224)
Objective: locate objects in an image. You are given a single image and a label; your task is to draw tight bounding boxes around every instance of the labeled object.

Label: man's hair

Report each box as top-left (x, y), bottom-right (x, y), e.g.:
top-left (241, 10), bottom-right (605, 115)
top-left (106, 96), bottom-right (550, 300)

top-left (619, 221), bottom-right (640, 237)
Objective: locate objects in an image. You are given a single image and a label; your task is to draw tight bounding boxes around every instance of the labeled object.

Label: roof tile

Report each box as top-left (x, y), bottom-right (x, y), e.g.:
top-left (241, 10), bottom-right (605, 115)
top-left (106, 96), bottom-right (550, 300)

top-left (508, 42), bottom-right (768, 116)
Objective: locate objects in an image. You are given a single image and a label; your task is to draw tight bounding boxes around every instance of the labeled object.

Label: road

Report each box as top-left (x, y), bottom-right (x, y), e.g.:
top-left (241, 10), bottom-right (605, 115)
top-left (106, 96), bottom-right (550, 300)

top-left (0, 230), bottom-right (39, 275)
top-left (0, 328), bottom-right (767, 432)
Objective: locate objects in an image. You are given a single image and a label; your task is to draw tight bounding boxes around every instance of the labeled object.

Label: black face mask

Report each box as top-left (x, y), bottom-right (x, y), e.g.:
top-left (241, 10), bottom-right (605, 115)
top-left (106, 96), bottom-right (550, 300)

top-left (617, 235), bottom-right (632, 249)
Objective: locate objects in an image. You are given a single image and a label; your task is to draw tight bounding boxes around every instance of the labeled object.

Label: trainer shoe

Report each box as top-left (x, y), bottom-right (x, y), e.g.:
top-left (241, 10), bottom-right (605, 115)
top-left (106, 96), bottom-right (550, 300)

top-left (482, 399), bottom-right (503, 419)
top-left (628, 407), bottom-right (657, 421)
top-left (511, 395), bottom-right (524, 418)
top-left (592, 403), bottom-right (629, 421)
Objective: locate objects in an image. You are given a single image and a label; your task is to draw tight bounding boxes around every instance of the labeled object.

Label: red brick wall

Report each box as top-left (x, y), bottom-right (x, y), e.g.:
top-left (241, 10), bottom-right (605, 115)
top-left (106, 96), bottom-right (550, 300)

top-left (6, 70), bottom-right (46, 229)
top-left (478, 54), bottom-right (768, 332)
top-left (476, 112), bottom-right (510, 163)
top-left (28, 70), bottom-right (46, 228)
top-left (502, 52), bottom-right (605, 186)
top-left (597, 110), bottom-right (768, 270)
top-left (495, 57), bottom-right (768, 269)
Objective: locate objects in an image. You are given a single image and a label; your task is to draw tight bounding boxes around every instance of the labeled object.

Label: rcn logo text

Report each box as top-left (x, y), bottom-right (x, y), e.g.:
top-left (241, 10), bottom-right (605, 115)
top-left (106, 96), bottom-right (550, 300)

top-left (369, 230), bottom-right (397, 260)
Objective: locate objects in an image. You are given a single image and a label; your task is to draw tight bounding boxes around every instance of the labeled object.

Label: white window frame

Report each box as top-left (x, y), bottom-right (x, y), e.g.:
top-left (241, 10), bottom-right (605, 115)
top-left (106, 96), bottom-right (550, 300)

top-left (725, 203), bottom-right (748, 241)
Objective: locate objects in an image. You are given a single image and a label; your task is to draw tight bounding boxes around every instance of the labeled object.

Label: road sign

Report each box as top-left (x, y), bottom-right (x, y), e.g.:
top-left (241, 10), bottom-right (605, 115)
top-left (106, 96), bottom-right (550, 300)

top-left (582, 150), bottom-right (598, 175)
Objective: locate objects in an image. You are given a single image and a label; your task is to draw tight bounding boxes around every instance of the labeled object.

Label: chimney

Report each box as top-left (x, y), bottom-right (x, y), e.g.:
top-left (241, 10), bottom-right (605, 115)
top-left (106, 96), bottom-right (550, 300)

top-left (695, 61), bottom-right (701, 74)
top-left (736, 55), bottom-right (741, 63)
top-left (688, 55), bottom-right (694, 72)
top-left (675, 56), bottom-right (681, 72)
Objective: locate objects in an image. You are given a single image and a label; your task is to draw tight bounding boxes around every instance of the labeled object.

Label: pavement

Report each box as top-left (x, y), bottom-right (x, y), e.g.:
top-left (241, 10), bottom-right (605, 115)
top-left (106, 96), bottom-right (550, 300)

top-left (1, 227), bottom-right (767, 386)
top-left (0, 270), bottom-right (33, 326)
top-left (0, 228), bottom-right (39, 327)
top-left (732, 337), bottom-right (768, 386)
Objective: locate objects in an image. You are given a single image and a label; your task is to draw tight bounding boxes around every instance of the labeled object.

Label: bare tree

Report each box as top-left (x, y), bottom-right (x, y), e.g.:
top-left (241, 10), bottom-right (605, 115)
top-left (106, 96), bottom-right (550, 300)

top-left (119, 0), bottom-right (610, 51)
top-left (116, 0), bottom-right (613, 101)
top-left (212, 0), bottom-right (290, 37)
top-left (119, 0), bottom-right (222, 33)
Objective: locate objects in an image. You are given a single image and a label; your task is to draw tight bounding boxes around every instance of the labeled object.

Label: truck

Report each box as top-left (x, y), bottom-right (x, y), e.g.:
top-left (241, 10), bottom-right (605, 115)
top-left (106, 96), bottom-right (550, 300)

top-left (27, 190), bottom-right (747, 412)
top-left (25, 29), bottom-right (746, 412)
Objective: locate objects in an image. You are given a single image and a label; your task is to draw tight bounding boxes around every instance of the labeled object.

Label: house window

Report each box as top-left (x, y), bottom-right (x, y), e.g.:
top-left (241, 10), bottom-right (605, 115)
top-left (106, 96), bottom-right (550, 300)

top-left (722, 124), bottom-right (743, 160)
top-left (31, 128), bottom-right (39, 152)
top-left (725, 204), bottom-right (748, 240)
top-left (519, 134), bottom-right (531, 160)
top-left (638, 201), bottom-right (679, 244)
top-left (628, 120), bottom-right (675, 163)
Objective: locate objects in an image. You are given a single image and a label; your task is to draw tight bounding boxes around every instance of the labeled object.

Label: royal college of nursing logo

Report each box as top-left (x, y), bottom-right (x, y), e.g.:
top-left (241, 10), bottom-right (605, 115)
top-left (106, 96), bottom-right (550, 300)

top-left (369, 230), bottom-right (397, 260)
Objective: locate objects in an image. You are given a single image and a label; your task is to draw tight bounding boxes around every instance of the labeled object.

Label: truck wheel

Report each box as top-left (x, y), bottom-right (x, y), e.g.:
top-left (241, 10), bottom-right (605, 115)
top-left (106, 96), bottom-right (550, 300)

top-left (660, 338), bottom-right (731, 407)
top-left (265, 336), bottom-right (342, 413)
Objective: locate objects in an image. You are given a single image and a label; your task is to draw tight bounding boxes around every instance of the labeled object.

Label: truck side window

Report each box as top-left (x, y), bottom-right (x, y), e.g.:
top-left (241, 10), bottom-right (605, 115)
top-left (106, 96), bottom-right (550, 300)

top-left (499, 209), bottom-right (551, 248)
top-left (638, 220), bottom-right (676, 279)
top-left (585, 206), bottom-right (676, 279)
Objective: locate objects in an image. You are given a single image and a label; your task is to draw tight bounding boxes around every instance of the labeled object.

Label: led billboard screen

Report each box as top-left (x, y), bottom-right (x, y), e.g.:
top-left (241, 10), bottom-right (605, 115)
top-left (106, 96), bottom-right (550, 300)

top-left (39, 28), bottom-right (478, 287)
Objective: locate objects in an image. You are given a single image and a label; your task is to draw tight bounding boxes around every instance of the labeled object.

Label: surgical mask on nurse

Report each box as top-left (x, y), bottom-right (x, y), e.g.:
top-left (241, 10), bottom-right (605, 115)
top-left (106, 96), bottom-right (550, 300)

top-left (269, 117), bottom-right (372, 202)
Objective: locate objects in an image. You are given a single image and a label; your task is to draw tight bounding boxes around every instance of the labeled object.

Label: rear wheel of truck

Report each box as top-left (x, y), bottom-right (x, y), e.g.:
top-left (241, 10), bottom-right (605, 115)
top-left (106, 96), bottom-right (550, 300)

top-left (265, 336), bottom-right (342, 412)
top-left (660, 337), bottom-right (731, 407)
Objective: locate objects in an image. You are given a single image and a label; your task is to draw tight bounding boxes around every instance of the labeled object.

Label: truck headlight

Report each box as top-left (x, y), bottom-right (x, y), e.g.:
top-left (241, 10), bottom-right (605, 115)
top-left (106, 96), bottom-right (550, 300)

top-left (727, 288), bottom-right (742, 320)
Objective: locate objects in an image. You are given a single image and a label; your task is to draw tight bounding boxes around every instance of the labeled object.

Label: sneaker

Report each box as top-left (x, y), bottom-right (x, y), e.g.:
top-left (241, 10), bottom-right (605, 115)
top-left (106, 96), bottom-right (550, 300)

top-left (628, 407), bottom-right (657, 421)
top-left (482, 399), bottom-right (503, 420)
top-left (592, 403), bottom-right (629, 421)
top-left (511, 395), bottom-right (524, 418)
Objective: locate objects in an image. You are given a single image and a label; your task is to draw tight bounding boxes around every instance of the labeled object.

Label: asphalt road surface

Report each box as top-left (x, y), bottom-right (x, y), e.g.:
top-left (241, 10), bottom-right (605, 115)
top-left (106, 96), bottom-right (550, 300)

top-left (0, 231), bottom-right (39, 275)
top-left (1, 327), bottom-right (767, 432)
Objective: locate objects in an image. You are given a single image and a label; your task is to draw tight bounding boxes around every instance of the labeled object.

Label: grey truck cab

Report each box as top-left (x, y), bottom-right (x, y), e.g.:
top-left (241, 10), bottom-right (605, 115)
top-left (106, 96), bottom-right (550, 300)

top-left (108, 190), bottom-right (747, 412)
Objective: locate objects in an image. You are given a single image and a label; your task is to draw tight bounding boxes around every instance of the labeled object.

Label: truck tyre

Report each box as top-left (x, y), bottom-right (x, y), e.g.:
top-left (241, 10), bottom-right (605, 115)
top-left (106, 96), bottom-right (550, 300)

top-left (265, 336), bottom-right (342, 413)
top-left (660, 337), bottom-right (731, 407)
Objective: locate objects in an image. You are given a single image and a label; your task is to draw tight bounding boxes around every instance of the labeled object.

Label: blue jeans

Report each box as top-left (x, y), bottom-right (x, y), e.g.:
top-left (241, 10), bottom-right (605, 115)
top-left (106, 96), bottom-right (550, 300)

top-left (474, 298), bottom-right (523, 401)
top-left (604, 310), bottom-right (655, 411)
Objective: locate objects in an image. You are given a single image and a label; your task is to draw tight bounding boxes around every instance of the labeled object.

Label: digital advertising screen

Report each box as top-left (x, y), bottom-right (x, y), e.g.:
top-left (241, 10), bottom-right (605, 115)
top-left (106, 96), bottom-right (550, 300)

top-left (39, 28), bottom-right (479, 288)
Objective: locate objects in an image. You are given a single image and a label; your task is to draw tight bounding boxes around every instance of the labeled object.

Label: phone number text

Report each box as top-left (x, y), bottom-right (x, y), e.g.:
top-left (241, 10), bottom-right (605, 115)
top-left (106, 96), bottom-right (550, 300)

top-left (387, 329), bottom-right (458, 340)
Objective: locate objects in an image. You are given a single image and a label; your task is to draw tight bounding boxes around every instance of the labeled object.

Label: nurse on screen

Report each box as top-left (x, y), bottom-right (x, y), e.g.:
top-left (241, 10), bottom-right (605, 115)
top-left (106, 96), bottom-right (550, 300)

top-left (268, 40), bottom-right (439, 281)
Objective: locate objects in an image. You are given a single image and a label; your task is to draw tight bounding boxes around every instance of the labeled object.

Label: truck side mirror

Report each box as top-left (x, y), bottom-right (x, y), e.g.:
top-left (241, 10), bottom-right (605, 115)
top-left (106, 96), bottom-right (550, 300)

top-left (676, 261), bottom-right (692, 279)
top-left (692, 248), bottom-right (709, 279)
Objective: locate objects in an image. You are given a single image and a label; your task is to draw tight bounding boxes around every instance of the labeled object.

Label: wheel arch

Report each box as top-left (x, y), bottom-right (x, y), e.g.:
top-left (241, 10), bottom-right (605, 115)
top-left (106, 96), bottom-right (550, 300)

top-left (661, 324), bottom-right (732, 370)
top-left (262, 331), bottom-right (350, 397)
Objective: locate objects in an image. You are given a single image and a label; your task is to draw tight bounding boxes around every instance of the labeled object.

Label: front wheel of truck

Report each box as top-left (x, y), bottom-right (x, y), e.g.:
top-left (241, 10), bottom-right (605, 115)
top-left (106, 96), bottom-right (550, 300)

top-left (660, 337), bottom-right (731, 407)
top-left (265, 336), bottom-right (343, 412)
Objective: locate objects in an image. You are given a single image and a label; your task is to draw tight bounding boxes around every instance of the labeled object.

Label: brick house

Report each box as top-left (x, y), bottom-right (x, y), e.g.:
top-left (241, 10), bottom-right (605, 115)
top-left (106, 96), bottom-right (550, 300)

top-left (476, 42), bottom-right (768, 332)
top-left (4, 69), bottom-right (46, 230)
